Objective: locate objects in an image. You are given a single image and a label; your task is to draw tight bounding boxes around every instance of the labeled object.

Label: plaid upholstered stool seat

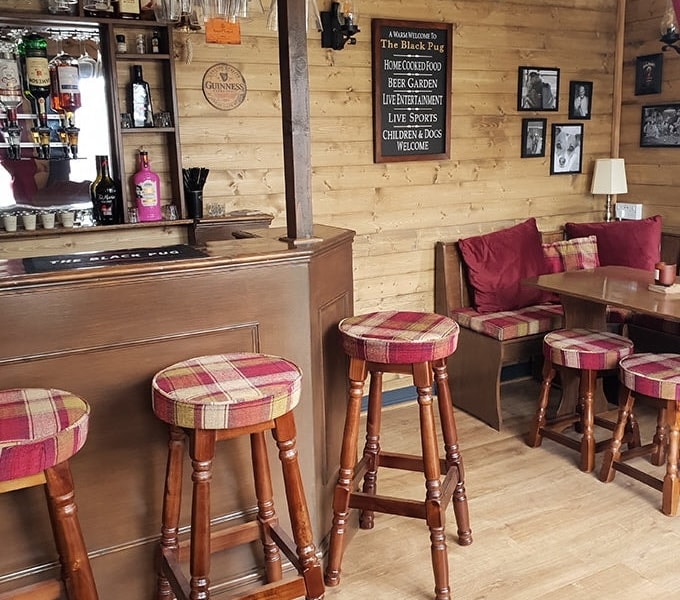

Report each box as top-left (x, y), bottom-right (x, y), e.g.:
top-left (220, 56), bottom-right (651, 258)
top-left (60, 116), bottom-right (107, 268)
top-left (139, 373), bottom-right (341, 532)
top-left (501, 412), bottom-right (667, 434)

top-left (527, 328), bottom-right (638, 472)
top-left (151, 353), bottom-right (324, 600)
top-left (600, 353), bottom-right (680, 515)
top-left (0, 388), bottom-right (98, 599)
top-left (325, 311), bottom-right (472, 600)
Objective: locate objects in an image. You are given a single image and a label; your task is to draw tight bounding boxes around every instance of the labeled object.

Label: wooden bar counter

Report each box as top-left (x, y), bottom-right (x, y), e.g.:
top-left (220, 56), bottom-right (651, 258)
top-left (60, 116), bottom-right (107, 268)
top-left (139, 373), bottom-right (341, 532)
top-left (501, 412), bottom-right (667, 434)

top-left (0, 224), bottom-right (354, 599)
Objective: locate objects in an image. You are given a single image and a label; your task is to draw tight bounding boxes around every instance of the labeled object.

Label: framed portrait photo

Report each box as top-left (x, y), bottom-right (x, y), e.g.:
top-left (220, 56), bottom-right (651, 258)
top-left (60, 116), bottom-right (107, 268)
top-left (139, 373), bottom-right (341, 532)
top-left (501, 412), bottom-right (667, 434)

top-left (521, 118), bottom-right (547, 158)
top-left (568, 81), bottom-right (592, 120)
top-left (550, 123), bottom-right (583, 175)
top-left (640, 103), bottom-right (680, 147)
top-left (635, 53), bottom-right (663, 96)
top-left (517, 66), bottom-right (559, 112)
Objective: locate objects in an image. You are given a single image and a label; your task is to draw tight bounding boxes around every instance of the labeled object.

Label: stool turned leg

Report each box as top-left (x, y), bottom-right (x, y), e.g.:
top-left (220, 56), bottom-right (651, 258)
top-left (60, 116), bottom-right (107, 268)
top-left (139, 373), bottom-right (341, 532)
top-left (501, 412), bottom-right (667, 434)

top-left (44, 461), bottom-right (99, 600)
top-left (189, 429), bottom-right (216, 599)
top-left (599, 387), bottom-right (634, 483)
top-left (272, 412), bottom-right (325, 600)
top-left (250, 431), bottom-right (283, 583)
top-left (527, 359), bottom-right (555, 447)
top-left (325, 357), bottom-right (367, 587)
top-left (578, 370), bottom-right (597, 472)
top-left (432, 359), bottom-right (472, 547)
top-left (651, 407), bottom-right (668, 467)
top-left (359, 370), bottom-right (383, 530)
top-left (157, 426), bottom-right (186, 600)
top-left (662, 403), bottom-right (680, 516)
top-left (413, 362), bottom-right (450, 600)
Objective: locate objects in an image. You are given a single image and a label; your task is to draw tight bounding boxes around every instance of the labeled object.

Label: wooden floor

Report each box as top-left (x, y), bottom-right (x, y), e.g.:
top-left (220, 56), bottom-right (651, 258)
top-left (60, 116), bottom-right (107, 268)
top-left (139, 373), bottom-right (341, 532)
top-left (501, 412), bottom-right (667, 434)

top-left (324, 377), bottom-right (680, 600)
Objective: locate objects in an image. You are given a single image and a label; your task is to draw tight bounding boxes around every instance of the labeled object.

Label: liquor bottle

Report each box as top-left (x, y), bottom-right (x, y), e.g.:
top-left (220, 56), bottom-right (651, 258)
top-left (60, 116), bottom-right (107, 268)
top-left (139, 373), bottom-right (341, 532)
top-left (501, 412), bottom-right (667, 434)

top-left (0, 48), bottom-right (24, 124)
top-left (133, 150), bottom-right (162, 222)
top-left (129, 65), bottom-right (153, 128)
top-left (117, 0), bottom-right (141, 19)
top-left (20, 33), bottom-right (51, 127)
top-left (89, 155), bottom-right (103, 204)
top-left (92, 155), bottom-right (123, 225)
top-left (52, 52), bottom-right (81, 126)
top-left (151, 30), bottom-right (160, 53)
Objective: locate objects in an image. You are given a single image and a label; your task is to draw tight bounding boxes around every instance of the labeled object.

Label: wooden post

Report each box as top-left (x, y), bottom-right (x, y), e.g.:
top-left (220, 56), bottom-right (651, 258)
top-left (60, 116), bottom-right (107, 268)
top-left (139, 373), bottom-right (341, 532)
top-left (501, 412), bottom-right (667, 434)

top-left (277, 0), bottom-right (314, 241)
top-left (611, 0), bottom-right (625, 158)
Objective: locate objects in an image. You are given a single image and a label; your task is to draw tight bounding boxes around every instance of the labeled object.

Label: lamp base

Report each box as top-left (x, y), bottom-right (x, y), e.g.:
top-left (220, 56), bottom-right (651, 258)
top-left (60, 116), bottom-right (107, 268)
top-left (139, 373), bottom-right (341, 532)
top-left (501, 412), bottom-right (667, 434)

top-left (604, 194), bottom-right (613, 222)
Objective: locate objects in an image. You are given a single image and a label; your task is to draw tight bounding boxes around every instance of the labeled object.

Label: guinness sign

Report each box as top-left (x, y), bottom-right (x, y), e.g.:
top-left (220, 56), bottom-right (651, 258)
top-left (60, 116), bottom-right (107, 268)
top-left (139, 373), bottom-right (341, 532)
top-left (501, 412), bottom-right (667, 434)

top-left (202, 63), bottom-right (247, 111)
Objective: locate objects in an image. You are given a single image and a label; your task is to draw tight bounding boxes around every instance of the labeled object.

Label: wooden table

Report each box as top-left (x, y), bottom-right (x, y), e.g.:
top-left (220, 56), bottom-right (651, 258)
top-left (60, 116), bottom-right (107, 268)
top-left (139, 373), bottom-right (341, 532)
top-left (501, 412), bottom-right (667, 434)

top-left (524, 266), bottom-right (680, 414)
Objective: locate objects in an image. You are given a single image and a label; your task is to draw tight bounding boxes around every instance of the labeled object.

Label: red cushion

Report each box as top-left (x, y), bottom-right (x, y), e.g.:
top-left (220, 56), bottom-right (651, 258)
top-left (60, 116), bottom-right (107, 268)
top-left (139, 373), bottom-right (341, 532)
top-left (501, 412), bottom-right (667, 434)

top-left (458, 218), bottom-right (553, 313)
top-left (565, 216), bottom-right (662, 270)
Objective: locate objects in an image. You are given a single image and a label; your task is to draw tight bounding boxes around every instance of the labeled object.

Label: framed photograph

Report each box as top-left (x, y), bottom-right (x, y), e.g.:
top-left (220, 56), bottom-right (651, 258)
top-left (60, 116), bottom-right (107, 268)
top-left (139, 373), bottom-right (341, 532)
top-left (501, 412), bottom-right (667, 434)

top-left (521, 118), bottom-right (547, 158)
top-left (640, 104), bottom-right (680, 147)
top-left (635, 53), bottom-right (663, 96)
top-left (568, 81), bottom-right (592, 120)
top-left (550, 123), bottom-right (583, 174)
top-left (517, 67), bottom-right (559, 111)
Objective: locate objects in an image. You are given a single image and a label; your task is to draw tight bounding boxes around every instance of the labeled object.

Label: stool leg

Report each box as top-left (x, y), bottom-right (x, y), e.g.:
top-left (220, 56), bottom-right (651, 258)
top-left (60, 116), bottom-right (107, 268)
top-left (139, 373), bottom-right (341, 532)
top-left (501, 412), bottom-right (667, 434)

top-left (599, 386), bottom-right (634, 483)
top-left (433, 358), bottom-right (472, 547)
top-left (527, 358), bottom-right (555, 448)
top-left (272, 411), bottom-right (325, 600)
top-left (578, 369), bottom-right (596, 472)
top-left (189, 429), bottom-right (216, 600)
top-left (359, 370), bottom-right (383, 530)
top-left (250, 431), bottom-right (283, 583)
top-left (414, 362), bottom-right (450, 600)
top-left (157, 426), bottom-right (186, 599)
top-left (662, 403), bottom-right (680, 516)
top-left (651, 406), bottom-right (668, 467)
top-left (44, 461), bottom-right (99, 600)
top-left (325, 357), bottom-right (367, 587)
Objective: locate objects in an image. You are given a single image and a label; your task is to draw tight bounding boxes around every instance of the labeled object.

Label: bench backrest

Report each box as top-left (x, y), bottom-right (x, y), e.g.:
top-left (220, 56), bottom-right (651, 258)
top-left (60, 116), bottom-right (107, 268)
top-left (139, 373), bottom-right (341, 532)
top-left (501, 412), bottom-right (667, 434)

top-left (434, 229), bottom-right (564, 317)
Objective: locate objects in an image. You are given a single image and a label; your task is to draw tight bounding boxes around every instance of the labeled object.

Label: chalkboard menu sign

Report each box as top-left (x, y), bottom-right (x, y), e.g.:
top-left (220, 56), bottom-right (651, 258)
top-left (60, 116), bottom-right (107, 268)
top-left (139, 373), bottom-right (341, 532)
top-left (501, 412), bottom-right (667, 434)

top-left (372, 19), bottom-right (452, 163)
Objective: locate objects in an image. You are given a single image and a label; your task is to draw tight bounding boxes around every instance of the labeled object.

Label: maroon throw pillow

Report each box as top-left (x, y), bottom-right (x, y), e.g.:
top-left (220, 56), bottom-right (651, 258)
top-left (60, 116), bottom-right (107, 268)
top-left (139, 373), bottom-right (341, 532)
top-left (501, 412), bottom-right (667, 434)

top-left (564, 215), bottom-right (662, 271)
top-left (458, 218), bottom-right (553, 313)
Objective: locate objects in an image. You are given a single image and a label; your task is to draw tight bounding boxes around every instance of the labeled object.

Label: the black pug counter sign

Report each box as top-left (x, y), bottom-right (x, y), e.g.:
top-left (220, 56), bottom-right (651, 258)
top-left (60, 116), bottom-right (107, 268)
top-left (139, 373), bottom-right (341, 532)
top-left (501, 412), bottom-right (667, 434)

top-left (372, 19), bottom-right (452, 163)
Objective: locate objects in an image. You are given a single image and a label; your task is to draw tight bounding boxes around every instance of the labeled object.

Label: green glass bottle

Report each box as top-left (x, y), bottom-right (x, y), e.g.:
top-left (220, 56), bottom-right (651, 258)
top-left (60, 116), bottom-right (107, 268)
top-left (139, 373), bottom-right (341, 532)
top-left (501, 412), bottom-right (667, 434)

top-left (21, 32), bottom-right (51, 127)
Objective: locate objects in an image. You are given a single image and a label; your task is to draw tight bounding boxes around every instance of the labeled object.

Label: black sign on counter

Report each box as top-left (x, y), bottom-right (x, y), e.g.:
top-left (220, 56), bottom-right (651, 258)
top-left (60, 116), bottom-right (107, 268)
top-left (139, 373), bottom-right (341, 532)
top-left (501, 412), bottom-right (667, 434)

top-left (372, 19), bottom-right (452, 163)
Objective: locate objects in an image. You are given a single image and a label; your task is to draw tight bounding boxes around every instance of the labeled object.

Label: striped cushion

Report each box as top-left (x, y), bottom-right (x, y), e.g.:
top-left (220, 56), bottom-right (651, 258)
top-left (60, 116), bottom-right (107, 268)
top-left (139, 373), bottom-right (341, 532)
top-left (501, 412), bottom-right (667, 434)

top-left (619, 353), bottom-right (680, 401)
top-left (452, 304), bottom-right (564, 342)
top-left (544, 329), bottom-right (634, 370)
top-left (152, 353), bottom-right (302, 430)
top-left (339, 311), bottom-right (459, 364)
top-left (0, 389), bottom-right (90, 482)
top-left (629, 313), bottom-right (680, 336)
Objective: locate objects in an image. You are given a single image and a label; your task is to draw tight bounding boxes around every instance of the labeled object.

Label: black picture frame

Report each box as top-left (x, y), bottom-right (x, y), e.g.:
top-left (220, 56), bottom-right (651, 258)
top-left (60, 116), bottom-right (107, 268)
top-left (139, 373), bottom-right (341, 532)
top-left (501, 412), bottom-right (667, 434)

top-left (521, 118), bottom-right (547, 158)
top-left (550, 123), bottom-right (583, 174)
top-left (517, 66), bottom-right (559, 111)
top-left (640, 104), bottom-right (680, 147)
top-left (568, 81), bottom-right (592, 120)
top-left (635, 53), bottom-right (663, 96)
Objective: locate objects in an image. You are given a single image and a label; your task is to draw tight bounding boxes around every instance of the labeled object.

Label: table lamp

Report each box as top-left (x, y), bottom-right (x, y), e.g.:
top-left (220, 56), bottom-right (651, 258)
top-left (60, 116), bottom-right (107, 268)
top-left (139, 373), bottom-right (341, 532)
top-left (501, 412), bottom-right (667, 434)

top-left (591, 158), bottom-right (628, 222)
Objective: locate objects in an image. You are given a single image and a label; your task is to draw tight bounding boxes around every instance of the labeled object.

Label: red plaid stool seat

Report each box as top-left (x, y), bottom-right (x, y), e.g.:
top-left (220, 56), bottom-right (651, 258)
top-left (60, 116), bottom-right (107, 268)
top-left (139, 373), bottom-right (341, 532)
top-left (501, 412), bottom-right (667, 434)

top-left (151, 353), bottom-right (324, 600)
top-left (325, 311), bottom-right (472, 600)
top-left (0, 388), bottom-right (98, 599)
top-left (600, 353), bottom-right (680, 515)
top-left (527, 329), bottom-right (638, 472)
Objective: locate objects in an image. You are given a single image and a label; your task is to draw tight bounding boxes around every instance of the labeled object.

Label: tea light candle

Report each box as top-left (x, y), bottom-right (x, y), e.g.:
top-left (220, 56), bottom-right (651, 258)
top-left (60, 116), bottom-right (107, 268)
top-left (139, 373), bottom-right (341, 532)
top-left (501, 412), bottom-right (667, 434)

top-left (655, 261), bottom-right (678, 286)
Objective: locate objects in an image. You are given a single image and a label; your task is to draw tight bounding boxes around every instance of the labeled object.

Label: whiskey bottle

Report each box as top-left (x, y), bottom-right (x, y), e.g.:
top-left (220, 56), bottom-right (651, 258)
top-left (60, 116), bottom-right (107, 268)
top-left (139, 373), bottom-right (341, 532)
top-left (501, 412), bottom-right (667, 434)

top-left (49, 50), bottom-right (81, 127)
top-left (133, 150), bottom-right (162, 222)
top-left (0, 48), bottom-right (24, 120)
top-left (93, 155), bottom-right (123, 225)
top-left (117, 0), bottom-right (141, 19)
top-left (129, 65), bottom-right (153, 128)
top-left (20, 33), bottom-right (51, 127)
top-left (89, 155), bottom-right (103, 204)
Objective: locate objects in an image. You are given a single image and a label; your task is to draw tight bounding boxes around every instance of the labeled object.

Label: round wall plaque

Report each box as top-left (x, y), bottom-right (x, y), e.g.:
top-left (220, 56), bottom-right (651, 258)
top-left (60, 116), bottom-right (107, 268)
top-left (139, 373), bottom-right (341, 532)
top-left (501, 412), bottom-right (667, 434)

top-left (202, 63), bottom-right (247, 111)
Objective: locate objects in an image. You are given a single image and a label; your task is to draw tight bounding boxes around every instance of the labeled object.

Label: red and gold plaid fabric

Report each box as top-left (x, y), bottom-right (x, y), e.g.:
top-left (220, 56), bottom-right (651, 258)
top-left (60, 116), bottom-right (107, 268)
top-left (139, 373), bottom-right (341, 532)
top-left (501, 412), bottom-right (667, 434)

top-left (544, 329), bottom-right (634, 371)
top-left (0, 388), bottom-right (90, 482)
top-left (339, 311), bottom-right (459, 364)
top-left (152, 353), bottom-right (302, 430)
top-left (619, 353), bottom-right (680, 401)
top-left (452, 304), bottom-right (564, 341)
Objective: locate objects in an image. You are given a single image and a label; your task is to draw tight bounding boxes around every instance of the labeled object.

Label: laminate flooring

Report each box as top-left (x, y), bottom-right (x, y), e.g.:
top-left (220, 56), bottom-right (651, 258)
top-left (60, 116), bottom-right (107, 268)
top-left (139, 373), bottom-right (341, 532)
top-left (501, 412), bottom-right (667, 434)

top-left (324, 377), bottom-right (680, 600)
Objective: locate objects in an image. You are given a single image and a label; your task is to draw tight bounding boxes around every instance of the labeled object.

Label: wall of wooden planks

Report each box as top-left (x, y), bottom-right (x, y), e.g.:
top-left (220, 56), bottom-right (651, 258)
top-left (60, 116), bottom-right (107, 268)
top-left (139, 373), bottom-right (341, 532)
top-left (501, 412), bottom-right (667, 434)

top-left (3, 0), bottom-right (677, 318)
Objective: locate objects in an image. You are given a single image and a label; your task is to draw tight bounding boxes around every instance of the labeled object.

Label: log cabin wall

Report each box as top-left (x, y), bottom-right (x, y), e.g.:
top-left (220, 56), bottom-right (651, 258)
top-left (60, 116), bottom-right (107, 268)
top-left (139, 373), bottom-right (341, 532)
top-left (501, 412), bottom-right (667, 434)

top-left (622, 0), bottom-right (680, 228)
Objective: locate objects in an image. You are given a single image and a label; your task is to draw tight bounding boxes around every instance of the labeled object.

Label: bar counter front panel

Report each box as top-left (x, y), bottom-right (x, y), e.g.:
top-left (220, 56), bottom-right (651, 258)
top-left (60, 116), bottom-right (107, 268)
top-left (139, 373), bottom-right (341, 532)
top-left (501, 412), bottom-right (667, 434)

top-left (0, 225), bottom-right (354, 599)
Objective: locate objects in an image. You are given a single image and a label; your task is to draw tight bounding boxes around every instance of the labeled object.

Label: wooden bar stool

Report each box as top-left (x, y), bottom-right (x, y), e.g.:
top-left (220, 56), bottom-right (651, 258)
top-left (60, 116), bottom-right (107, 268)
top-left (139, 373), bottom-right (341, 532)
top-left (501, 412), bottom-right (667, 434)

top-left (325, 311), bottom-right (472, 600)
top-left (600, 353), bottom-right (680, 515)
top-left (0, 388), bottom-right (98, 600)
top-left (152, 353), bottom-right (324, 600)
top-left (527, 328), bottom-right (638, 472)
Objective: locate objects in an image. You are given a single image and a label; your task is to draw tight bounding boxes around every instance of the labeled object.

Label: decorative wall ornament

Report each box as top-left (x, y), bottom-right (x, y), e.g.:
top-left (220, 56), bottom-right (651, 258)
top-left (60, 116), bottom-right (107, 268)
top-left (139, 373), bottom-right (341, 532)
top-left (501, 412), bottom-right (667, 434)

top-left (202, 63), bottom-right (247, 111)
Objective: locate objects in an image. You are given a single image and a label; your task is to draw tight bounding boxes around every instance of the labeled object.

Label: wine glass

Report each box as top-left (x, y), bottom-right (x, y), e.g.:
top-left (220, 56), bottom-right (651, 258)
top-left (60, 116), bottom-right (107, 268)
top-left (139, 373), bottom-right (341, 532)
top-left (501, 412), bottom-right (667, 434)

top-left (47, 0), bottom-right (78, 14)
top-left (77, 33), bottom-right (97, 80)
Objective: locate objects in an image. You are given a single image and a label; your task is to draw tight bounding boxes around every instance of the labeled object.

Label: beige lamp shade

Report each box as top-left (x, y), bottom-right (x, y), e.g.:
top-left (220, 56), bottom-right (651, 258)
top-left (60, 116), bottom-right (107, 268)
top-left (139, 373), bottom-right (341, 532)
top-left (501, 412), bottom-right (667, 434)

top-left (591, 158), bottom-right (628, 195)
